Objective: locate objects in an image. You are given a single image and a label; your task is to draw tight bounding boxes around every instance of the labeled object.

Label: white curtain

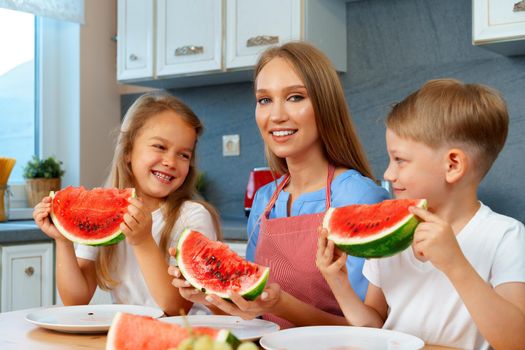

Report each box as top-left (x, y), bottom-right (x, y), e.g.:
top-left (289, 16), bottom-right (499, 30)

top-left (0, 0), bottom-right (84, 23)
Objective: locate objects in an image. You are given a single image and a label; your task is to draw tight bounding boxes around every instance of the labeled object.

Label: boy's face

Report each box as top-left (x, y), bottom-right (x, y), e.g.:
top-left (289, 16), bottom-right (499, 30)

top-left (384, 129), bottom-right (447, 204)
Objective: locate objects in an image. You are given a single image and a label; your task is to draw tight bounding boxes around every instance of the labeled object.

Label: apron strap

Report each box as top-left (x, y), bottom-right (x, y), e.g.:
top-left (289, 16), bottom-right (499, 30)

top-left (262, 164), bottom-right (336, 218)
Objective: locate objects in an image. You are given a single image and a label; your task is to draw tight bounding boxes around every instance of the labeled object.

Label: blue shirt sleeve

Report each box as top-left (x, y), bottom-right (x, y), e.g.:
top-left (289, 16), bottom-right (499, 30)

top-left (245, 182), bottom-right (276, 262)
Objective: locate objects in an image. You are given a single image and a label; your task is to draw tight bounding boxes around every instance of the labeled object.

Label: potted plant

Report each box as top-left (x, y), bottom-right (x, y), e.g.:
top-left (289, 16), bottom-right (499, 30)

top-left (23, 156), bottom-right (65, 207)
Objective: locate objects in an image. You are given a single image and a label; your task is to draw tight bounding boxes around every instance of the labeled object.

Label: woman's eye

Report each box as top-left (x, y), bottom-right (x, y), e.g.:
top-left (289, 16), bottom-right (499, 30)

top-left (288, 95), bottom-right (304, 102)
top-left (257, 97), bottom-right (271, 105)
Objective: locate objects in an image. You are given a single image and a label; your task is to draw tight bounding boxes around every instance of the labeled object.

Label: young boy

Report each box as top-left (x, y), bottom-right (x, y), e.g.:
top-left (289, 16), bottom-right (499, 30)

top-left (316, 79), bottom-right (525, 349)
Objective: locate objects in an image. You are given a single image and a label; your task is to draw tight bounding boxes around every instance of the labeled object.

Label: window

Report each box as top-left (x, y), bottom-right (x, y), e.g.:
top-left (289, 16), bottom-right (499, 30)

top-left (0, 8), bottom-right (37, 184)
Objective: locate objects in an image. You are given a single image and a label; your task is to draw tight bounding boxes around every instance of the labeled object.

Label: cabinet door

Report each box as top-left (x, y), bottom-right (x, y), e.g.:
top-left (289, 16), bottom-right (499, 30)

top-left (157, 0), bottom-right (222, 76)
top-left (473, 0), bottom-right (525, 55)
top-left (117, 0), bottom-right (154, 80)
top-left (1, 243), bottom-right (54, 312)
top-left (226, 0), bottom-right (301, 69)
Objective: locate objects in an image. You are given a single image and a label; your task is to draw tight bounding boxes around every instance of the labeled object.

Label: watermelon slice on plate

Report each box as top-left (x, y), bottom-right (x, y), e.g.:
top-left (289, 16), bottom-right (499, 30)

top-left (50, 186), bottom-right (135, 246)
top-left (176, 229), bottom-right (269, 300)
top-left (323, 199), bottom-right (427, 258)
top-left (106, 312), bottom-right (240, 350)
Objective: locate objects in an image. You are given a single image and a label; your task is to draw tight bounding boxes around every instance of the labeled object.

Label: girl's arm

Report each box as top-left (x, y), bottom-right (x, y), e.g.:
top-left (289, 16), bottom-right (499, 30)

top-left (55, 246), bottom-right (98, 305)
top-left (132, 238), bottom-right (192, 315)
top-left (410, 206), bottom-right (525, 350)
top-left (124, 198), bottom-right (191, 315)
top-left (33, 196), bottom-right (97, 305)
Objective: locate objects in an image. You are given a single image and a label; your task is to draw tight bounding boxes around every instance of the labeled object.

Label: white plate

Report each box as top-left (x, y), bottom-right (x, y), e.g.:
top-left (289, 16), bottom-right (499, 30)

top-left (25, 304), bottom-right (164, 334)
top-left (161, 315), bottom-right (279, 341)
top-left (260, 326), bottom-right (425, 350)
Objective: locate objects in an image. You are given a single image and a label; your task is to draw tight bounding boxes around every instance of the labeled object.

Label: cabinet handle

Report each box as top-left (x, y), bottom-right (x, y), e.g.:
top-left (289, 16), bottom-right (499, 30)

top-left (246, 35), bottom-right (279, 47)
top-left (25, 266), bottom-right (34, 277)
top-left (129, 54), bottom-right (138, 61)
top-left (175, 45), bottom-right (204, 56)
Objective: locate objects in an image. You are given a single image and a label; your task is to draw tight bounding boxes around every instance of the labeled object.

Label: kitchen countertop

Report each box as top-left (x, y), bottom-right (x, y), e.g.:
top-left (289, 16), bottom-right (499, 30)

top-left (0, 220), bottom-right (52, 244)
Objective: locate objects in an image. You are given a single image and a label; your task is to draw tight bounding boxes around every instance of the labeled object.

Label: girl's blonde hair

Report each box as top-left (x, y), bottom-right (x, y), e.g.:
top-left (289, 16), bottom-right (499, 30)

top-left (253, 41), bottom-right (375, 180)
top-left (386, 79), bottom-right (508, 178)
top-left (96, 92), bottom-right (222, 290)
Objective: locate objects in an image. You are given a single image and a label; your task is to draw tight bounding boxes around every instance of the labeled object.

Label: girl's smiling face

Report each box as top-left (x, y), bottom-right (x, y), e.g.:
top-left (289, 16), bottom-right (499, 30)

top-left (255, 57), bottom-right (322, 161)
top-left (383, 128), bottom-right (447, 206)
top-left (128, 110), bottom-right (196, 209)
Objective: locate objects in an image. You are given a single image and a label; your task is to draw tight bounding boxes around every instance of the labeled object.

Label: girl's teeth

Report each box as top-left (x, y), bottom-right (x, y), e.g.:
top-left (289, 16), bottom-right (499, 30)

top-left (272, 130), bottom-right (296, 136)
top-left (153, 172), bottom-right (172, 181)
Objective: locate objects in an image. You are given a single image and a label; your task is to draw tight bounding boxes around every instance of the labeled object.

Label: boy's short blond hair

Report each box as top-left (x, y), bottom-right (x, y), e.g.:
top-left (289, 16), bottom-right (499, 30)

top-left (386, 79), bottom-right (508, 178)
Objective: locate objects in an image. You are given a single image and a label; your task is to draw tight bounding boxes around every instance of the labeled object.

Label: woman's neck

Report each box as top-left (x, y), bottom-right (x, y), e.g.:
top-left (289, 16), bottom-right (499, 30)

top-left (285, 152), bottom-right (329, 196)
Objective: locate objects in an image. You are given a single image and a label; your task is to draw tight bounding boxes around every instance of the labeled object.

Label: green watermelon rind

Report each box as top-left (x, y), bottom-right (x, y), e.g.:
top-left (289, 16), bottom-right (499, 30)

top-left (49, 188), bottom-right (135, 246)
top-left (176, 228), bottom-right (270, 300)
top-left (324, 199), bottom-right (427, 258)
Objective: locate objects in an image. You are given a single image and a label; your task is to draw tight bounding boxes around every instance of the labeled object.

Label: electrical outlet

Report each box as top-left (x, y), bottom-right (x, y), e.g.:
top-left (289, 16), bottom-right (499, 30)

top-left (222, 134), bottom-right (240, 156)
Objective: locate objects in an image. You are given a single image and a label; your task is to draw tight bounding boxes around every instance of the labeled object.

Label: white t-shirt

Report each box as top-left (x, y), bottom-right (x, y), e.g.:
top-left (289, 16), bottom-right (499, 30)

top-left (363, 202), bottom-right (525, 350)
top-left (76, 200), bottom-right (217, 311)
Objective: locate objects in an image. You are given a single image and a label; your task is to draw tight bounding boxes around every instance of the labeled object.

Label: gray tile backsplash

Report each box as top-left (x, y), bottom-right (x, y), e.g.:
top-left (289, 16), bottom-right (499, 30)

top-left (122, 0), bottom-right (525, 239)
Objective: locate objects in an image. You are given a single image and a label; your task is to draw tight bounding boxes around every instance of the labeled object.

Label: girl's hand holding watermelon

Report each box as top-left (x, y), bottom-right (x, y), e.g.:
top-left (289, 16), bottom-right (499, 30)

top-left (33, 196), bottom-right (70, 243)
top-left (120, 197), bottom-right (153, 246)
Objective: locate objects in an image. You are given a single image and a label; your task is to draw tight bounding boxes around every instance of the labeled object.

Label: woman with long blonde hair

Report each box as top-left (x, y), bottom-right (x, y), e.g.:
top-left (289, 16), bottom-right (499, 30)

top-left (34, 92), bottom-right (221, 315)
top-left (170, 42), bottom-right (388, 327)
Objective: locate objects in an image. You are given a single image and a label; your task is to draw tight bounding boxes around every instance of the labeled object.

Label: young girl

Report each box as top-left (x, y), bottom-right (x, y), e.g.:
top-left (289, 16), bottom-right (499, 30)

top-left (33, 92), bottom-right (221, 316)
top-left (169, 42), bottom-right (388, 328)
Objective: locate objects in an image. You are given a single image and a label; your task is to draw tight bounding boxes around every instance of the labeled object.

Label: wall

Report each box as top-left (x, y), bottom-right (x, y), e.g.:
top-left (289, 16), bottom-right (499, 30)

top-left (123, 0), bottom-right (525, 223)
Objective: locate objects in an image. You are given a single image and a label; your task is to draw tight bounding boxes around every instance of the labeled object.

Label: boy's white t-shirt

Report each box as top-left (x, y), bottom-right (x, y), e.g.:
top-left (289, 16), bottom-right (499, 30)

top-left (363, 202), bottom-right (525, 350)
top-left (75, 200), bottom-right (217, 312)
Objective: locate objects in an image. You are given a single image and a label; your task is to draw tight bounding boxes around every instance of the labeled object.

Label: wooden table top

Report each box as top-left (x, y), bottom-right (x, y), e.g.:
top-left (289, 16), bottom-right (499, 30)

top-left (0, 307), bottom-right (459, 350)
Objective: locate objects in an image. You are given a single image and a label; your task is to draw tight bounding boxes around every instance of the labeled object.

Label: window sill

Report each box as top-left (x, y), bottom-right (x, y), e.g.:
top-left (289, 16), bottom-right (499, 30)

top-left (8, 208), bottom-right (34, 221)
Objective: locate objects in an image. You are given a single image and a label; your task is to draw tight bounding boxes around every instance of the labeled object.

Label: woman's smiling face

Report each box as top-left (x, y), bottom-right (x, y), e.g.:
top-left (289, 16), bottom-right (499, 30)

top-left (255, 57), bottom-right (322, 161)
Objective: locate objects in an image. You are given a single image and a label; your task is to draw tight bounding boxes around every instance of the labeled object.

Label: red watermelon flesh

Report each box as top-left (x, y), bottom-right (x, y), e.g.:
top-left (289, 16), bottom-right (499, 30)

top-left (106, 312), bottom-right (239, 350)
top-left (323, 199), bottom-right (427, 258)
top-left (176, 229), bottom-right (269, 300)
top-left (50, 186), bottom-right (134, 246)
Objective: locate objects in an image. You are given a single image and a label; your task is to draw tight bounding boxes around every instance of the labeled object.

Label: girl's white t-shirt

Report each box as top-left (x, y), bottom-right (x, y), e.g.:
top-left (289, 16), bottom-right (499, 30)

top-left (75, 200), bottom-right (217, 311)
top-left (363, 202), bottom-right (525, 350)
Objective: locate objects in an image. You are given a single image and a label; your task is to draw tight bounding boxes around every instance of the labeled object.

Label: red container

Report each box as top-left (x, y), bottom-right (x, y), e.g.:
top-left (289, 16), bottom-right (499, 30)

top-left (244, 167), bottom-right (278, 217)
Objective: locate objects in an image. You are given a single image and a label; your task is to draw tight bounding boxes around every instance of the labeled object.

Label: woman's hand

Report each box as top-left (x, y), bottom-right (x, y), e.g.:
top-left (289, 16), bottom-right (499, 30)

top-left (33, 196), bottom-right (68, 242)
top-left (168, 247), bottom-right (212, 305)
top-left (204, 283), bottom-right (282, 320)
top-left (316, 228), bottom-right (348, 284)
top-left (121, 197), bottom-right (153, 246)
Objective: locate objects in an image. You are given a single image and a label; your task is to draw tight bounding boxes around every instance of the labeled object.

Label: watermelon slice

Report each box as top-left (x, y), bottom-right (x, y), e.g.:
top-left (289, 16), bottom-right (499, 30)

top-left (323, 199), bottom-right (427, 258)
top-left (106, 312), bottom-right (240, 350)
top-left (50, 186), bottom-right (135, 246)
top-left (176, 229), bottom-right (269, 300)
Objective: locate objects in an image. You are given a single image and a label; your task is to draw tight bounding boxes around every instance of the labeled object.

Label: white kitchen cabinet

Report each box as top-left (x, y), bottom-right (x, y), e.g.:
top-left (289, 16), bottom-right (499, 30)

top-left (117, 0), bottom-right (154, 80)
top-left (226, 0), bottom-right (346, 71)
top-left (0, 243), bottom-right (54, 312)
top-left (117, 0), bottom-right (347, 87)
top-left (156, 0), bottom-right (222, 76)
top-left (472, 0), bottom-right (525, 55)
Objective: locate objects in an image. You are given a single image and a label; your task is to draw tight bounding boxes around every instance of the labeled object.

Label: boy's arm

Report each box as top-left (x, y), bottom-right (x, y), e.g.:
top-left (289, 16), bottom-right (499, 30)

top-left (448, 263), bottom-right (525, 350)
top-left (316, 230), bottom-right (387, 327)
top-left (410, 206), bottom-right (525, 350)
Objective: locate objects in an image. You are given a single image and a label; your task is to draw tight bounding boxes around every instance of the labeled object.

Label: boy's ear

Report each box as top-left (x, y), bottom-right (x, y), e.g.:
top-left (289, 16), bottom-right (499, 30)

top-left (445, 148), bottom-right (468, 183)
